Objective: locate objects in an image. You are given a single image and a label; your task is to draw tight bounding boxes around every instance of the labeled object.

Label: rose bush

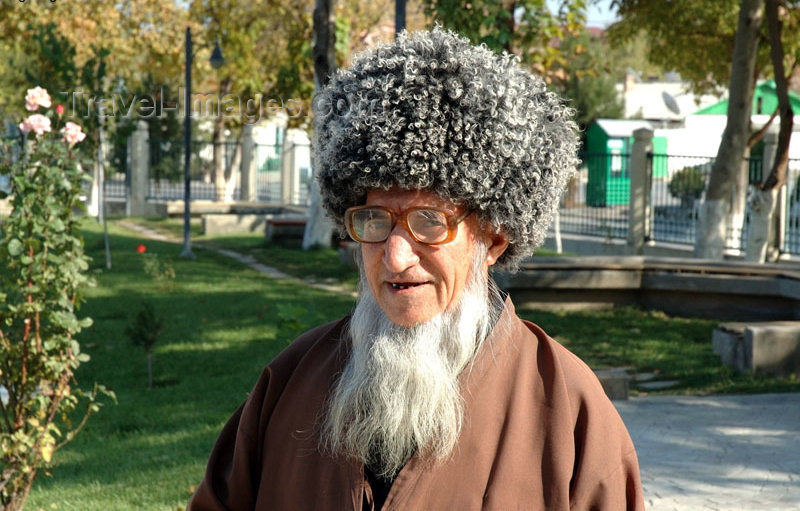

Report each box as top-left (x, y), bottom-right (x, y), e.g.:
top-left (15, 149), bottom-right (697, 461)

top-left (0, 87), bottom-right (113, 511)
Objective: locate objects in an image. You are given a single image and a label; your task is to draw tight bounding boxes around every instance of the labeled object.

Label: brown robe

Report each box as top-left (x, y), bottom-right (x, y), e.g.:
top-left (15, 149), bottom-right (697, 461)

top-left (189, 298), bottom-right (644, 510)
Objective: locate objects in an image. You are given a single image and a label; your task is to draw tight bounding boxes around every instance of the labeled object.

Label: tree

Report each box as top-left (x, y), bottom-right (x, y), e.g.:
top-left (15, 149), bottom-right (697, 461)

top-left (0, 2), bottom-right (189, 218)
top-left (608, 0), bottom-right (768, 96)
top-left (695, 0), bottom-right (765, 259)
top-left (746, 0), bottom-right (797, 261)
top-left (421, 0), bottom-right (588, 78)
top-left (547, 28), bottom-right (625, 133)
top-left (609, 0), bottom-right (800, 259)
top-left (0, 0), bottom-right (187, 106)
top-left (303, 0), bottom-right (338, 249)
top-left (189, 0), bottom-right (321, 201)
top-left (125, 302), bottom-right (163, 389)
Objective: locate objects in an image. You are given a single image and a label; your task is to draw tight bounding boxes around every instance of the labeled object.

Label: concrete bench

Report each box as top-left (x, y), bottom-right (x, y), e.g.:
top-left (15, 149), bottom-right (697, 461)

top-left (265, 217), bottom-right (307, 242)
top-left (594, 368), bottom-right (631, 400)
top-left (713, 321), bottom-right (800, 377)
top-left (203, 213), bottom-right (270, 236)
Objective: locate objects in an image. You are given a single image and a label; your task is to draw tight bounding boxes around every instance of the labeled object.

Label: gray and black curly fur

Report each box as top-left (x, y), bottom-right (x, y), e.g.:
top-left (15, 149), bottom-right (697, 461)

top-left (313, 27), bottom-right (579, 270)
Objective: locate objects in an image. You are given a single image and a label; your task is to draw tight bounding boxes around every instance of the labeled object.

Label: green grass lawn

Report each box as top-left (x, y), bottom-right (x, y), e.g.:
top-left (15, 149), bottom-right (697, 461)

top-left (26, 220), bottom-right (356, 511)
top-left (516, 307), bottom-right (800, 395)
top-left (130, 216), bottom-right (361, 290)
top-left (24, 217), bottom-right (799, 510)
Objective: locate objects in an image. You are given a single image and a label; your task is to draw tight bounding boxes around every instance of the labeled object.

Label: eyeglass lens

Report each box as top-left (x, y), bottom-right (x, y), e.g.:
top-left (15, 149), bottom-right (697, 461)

top-left (350, 208), bottom-right (450, 243)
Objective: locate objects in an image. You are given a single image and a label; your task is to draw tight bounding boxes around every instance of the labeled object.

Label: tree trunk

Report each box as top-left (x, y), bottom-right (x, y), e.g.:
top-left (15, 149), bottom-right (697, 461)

top-left (552, 209), bottom-right (562, 254)
top-left (223, 131), bottom-right (243, 203)
top-left (213, 79), bottom-right (232, 202)
top-left (746, 187), bottom-right (779, 261)
top-left (695, 0), bottom-right (764, 259)
top-left (762, 0), bottom-right (792, 192)
top-left (213, 114), bottom-right (226, 202)
top-left (728, 146), bottom-right (750, 251)
top-left (303, 0), bottom-right (337, 249)
top-left (746, 0), bottom-right (793, 262)
top-left (2, 472), bottom-right (36, 511)
top-left (312, 0), bottom-right (336, 89)
top-left (146, 352), bottom-right (153, 390)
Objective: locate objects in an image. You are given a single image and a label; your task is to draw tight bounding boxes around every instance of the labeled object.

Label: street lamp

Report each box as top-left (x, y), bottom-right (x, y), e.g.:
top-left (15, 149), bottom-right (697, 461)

top-left (181, 26), bottom-right (225, 259)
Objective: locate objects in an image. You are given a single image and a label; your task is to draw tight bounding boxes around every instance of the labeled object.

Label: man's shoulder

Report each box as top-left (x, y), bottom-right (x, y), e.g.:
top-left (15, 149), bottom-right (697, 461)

top-left (499, 300), bottom-right (608, 405)
top-left (520, 317), bottom-right (597, 381)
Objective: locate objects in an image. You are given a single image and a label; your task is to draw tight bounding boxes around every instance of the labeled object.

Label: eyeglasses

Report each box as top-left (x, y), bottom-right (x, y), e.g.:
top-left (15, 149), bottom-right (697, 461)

top-left (344, 205), bottom-right (472, 245)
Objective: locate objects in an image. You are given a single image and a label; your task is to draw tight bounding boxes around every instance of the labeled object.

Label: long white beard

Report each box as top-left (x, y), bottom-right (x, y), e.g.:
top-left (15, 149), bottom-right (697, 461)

top-left (320, 246), bottom-right (502, 479)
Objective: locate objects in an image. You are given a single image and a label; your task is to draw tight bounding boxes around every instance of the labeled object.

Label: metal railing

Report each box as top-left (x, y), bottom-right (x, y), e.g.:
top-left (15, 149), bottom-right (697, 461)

top-left (146, 138), bottom-right (312, 205)
top-left (647, 153), bottom-right (714, 247)
top-left (251, 141), bottom-right (312, 205)
top-left (644, 153), bottom-right (761, 251)
top-left (783, 162), bottom-right (800, 255)
top-left (148, 138), bottom-right (241, 200)
top-left (559, 152), bottom-right (800, 256)
top-left (0, 136), bottom-right (22, 195)
top-left (558, 152), bottom-right (630, 240)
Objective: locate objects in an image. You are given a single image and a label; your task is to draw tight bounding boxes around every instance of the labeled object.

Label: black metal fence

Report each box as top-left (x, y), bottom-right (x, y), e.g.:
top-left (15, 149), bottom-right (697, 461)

top-left (251, 141), bottom-right (312, 204)
top-left (784, 164), bottom-right (800, 255)
top-left (560, 152), bottom-right (800, 256)
top-left (148, 138), bottom-right (240, 200)
top-left (647, 153), bottom-right (713, 247)
top-left (0, 136), bottom-right (22, 195)
top-left (558, 152), bottom-right (630, 240)
top-left (146, 138), bottom-right (312, 205)
top-left (646, 153), bottom-right (762, 250)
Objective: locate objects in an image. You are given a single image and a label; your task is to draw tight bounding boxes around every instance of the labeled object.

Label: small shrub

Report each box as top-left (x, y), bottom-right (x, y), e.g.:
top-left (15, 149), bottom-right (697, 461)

top-left (141, 252), bottom-right (176, 292)
top-left (124, 302), bottom-right (163, 389)
top-left (668, 166), bottom-right (706, 209)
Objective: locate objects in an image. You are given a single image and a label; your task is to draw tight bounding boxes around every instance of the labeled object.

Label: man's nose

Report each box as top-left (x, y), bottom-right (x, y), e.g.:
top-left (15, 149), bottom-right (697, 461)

top-left (382, 227), bottom-right (420, 273)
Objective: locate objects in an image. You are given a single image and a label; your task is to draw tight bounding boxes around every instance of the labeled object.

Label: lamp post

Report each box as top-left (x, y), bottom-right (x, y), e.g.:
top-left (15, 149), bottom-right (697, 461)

top-left (181, 26), bottom-right (225, 259)
top-left (395, 0), bottom-right (406, 35)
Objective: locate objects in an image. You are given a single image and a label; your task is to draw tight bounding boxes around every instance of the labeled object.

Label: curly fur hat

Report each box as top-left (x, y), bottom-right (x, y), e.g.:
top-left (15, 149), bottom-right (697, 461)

top-left (313, 27), bottom-right (579, 270)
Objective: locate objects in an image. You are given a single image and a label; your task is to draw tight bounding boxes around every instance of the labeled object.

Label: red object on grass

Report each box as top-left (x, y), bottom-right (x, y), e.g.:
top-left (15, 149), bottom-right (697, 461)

top-left (136, 245), bottom-right (147, 254)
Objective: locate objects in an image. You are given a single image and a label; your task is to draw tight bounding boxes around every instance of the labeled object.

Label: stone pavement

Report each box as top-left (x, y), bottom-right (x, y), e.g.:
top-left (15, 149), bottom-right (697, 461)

top-left (615, 393), bottom-right (800, 511)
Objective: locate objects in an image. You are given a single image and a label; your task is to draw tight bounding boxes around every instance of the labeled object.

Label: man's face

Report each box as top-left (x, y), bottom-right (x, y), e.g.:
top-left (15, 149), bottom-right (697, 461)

top-left (360, 188), bottom-right (507, 327)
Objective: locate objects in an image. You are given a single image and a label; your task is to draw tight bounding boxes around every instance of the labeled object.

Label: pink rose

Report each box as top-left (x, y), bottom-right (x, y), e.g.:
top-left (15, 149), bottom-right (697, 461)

top-left (61, 121), bottom-right (86, 146)
top-left (56, 104), bottom-right (65, 116)
top-left (25, 86), bottom-right (52, 112)
top-left (19, 114), bottom-right (52, 137)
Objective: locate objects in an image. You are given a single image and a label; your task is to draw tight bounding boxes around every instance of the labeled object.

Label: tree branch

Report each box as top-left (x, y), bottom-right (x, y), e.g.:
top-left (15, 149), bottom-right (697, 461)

top-left (761, 0), bottom-right (793, 191)
top-left (747, 108), bottom-right (778, 148)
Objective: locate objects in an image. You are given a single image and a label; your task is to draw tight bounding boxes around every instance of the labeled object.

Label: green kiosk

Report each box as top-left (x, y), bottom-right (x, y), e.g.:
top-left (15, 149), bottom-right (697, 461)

top-left (585, 119), bottom-right (667, 207)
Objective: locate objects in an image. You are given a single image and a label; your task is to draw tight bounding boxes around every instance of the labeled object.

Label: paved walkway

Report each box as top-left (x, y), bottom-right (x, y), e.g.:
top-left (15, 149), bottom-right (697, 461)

top-left (119, 220), bottom-right (799, 510)
top-left (117, 220), bottom-right (356, 297)
top-left (615, 393), bottom-right (800, 510)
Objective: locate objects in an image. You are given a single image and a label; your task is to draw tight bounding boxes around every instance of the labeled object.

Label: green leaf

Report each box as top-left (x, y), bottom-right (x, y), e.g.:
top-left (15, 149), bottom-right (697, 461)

top-left (8, 238), bottom-right (23, 257)
top-left (50, 218), bottom-right (66, 232)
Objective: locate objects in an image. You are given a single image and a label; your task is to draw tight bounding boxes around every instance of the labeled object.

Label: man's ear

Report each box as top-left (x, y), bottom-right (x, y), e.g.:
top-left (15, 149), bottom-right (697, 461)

top-left (484, 231), bottom-right (509, 267)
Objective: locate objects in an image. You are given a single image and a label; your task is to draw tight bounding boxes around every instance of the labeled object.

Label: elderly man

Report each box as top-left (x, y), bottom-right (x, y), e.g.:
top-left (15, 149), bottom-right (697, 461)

top-left (190, 28), bottom-right (643, 511)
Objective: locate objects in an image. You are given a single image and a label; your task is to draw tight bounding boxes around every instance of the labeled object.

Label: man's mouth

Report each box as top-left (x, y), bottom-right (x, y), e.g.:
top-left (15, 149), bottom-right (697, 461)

top-left (390, 282), bottom-right (424, 290)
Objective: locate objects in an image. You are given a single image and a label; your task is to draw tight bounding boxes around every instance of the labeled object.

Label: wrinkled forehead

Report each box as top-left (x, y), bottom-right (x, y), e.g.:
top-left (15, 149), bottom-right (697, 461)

top-left (364, 187), bottom-right (464, 214)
